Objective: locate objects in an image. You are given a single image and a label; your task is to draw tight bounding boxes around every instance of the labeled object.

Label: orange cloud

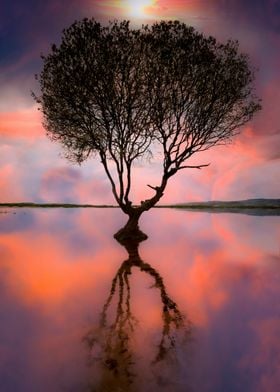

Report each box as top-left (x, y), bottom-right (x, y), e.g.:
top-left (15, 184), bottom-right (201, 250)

top-left (0, 232), bottom-right (121, 307)
top-left (0, 107), bottom-right (44, 139)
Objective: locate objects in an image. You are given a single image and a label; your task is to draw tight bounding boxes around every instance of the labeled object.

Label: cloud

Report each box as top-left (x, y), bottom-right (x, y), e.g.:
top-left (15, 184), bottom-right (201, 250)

top-left (253, 78), bottom-right (280, 137)
top-left (0, 1), bottom-right (102, 109)
top-left (217, 0), bottom-right (280, 33)
top-left (39, 164), bottom-right (115, 204)
top-left (40, 167), bottom-right (82, 203)
top-left (239, 318), bottom-right (280, 392)
top-left (0, 134), bottom-right (63, 203)
top-left (0, 107), bottom-right (44, 137)
top-left (212, 159), bottom-right (280, 200)
top-left (0, 164), bottom-right (24, 201)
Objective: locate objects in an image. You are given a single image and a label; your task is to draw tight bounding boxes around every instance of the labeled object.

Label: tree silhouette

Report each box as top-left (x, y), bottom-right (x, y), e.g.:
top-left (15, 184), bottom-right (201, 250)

top-left (34, 19), bottom-right (261, 237)
top-left (83, 235), bottom-right (192, 391)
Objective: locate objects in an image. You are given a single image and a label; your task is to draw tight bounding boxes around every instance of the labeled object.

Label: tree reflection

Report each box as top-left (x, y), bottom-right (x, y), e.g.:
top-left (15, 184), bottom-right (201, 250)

top-left (84, 233), bottom-right (192, 391)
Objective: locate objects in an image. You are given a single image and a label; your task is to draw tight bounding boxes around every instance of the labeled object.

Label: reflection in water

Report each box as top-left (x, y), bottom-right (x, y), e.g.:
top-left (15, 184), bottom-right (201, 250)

top-left (1, 209), bottom-right (279, 391)
top-left (84, 232), bottom-right (192, 391)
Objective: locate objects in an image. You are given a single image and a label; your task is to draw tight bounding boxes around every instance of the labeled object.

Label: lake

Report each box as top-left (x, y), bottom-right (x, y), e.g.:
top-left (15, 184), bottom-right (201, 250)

top-left (0, 208), bottom-right (279, 391)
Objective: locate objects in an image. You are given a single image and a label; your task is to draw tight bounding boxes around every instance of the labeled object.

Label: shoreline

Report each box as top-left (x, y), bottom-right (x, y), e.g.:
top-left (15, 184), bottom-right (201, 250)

top-left (0, 199), bottom-right (279, 211)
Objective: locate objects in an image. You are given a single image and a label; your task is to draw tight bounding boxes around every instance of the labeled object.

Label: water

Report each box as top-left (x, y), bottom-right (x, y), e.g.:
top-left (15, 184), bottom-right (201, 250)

top-left (0, 208), bottom-right (279, 392)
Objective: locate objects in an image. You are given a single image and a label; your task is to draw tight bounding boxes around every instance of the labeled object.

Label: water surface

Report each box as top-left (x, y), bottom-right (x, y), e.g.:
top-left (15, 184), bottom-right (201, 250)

top-left (0, 208), bottom-right (279, 391)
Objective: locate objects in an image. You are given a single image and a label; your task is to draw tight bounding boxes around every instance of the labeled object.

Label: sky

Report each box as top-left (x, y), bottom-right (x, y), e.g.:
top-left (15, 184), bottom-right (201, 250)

top-left (0, 0), bottom-right (279, 204)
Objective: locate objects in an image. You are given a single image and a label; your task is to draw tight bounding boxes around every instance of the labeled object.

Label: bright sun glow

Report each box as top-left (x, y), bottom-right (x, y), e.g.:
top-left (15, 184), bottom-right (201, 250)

top-left (123, 0), bottom-right (156, 18)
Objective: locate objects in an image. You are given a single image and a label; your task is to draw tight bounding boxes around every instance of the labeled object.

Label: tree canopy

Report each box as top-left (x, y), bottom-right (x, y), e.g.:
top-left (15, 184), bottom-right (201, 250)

top-left (34, 19), bottom-right (261, 228)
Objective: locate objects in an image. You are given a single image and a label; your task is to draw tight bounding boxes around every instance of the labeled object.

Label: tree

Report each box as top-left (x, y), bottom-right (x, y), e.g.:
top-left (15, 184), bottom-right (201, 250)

top-left (34, 19), bottom-right (261, 237)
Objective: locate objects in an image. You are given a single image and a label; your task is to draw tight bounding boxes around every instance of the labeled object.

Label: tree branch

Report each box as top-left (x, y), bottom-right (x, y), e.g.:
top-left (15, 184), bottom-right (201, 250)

top-left (147, 184), bottom-right (161, 191)
top-left (100, 153), bottom-right (121, 206)
top-left (179, 163), bottom-right (210, 170)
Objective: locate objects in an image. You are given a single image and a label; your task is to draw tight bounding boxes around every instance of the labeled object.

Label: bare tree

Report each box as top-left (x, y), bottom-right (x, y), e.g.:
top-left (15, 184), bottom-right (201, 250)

top-left (34, 19), bottom-right (261, 237)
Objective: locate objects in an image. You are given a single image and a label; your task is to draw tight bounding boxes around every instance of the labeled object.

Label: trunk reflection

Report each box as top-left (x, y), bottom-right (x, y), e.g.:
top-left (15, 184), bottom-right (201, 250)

top-left (84, 231), bottom-right (192, 391)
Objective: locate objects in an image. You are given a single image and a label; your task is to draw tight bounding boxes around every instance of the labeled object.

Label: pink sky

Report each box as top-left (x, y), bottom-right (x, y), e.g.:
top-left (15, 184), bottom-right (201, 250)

top-left (0, 0), bottom-right (279, 203)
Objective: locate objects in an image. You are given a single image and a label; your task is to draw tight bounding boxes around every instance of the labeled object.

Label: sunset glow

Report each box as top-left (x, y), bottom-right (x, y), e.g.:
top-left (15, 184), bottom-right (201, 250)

top-left (122, 0), bottom-right (157, 18)
top-left (1, 1), bottom-right (280, 391)
top-left (0, 0), bottom-right (279, 204)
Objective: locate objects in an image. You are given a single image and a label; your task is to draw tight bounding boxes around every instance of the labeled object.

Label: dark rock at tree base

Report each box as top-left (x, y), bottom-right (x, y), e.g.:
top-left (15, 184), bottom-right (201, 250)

top-left (114, 225), bottom-right (148, 244)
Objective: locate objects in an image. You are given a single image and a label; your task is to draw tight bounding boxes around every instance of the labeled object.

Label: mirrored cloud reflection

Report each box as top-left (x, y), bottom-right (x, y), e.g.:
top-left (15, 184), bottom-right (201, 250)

top-left (0, 208), bottom-right (279, 391)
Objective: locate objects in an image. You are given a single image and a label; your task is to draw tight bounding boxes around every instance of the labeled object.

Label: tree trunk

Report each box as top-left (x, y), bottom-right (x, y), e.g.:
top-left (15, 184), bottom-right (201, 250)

top-left (115, 174), bottom-right (169, 243)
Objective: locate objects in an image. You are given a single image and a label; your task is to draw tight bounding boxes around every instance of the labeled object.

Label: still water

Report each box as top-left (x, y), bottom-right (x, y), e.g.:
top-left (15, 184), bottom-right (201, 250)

top-left (0, 208), bottom-right (279, 392)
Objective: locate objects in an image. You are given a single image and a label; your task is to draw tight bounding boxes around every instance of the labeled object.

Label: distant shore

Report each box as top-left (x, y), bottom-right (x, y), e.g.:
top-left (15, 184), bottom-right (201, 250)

top-left (160, 198), bottom-right (280, 209)
top-left (0, 199), bottom-right (279, 216)
top-left (159, 199), bottom-right (280, 216)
